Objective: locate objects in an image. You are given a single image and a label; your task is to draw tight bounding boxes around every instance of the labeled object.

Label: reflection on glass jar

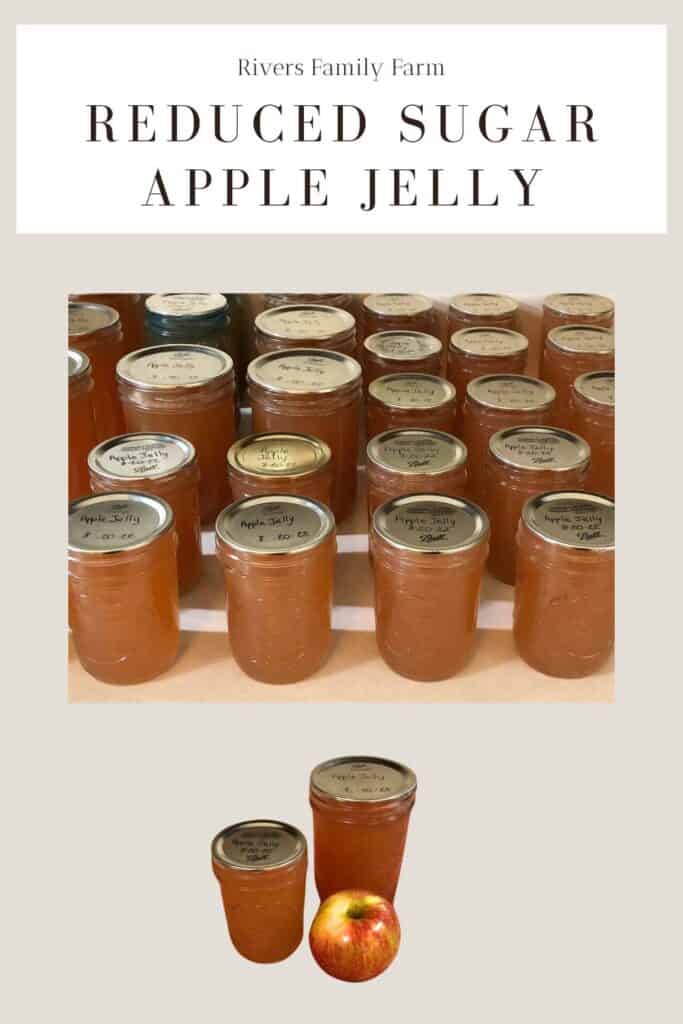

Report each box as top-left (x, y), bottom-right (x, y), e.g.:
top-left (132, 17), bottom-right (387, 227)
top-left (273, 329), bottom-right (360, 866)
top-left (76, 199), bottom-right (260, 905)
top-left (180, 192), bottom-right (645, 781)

top-left (366, 373), bottom-right (457, 440)
top-left (362, 330), bottom-right (442, 389)
top-left (366, 429), bottom-right (468, 522)
top-left (569, 371), bottom-right (615, 497)
top-left (68, 349), bottom-right (98, 502)
top-left (227, 432), bottom-right (333, 507)
top-left (68, 302), bottom-right (127, 440)
top-left (541, 324), bottom-right (614, 427)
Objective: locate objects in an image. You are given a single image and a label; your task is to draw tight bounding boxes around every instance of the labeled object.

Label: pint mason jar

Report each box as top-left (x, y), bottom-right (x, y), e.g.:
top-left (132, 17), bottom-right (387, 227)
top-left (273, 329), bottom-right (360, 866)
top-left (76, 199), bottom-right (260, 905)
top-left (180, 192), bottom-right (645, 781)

top-left (68, 301), bottom-right (128, 440)
top-left (227, 432), bottom-right (333, 507)
top-left (366, 428), bottom-right (468, 522)
top-left (541, 325), bottom-right (615, 428)
top-left (68, 349), bottom-right (98, 502)
top-left (569, 371), bottom-right (615, 497)
top-left (366, 373), bottom-right (457, 440)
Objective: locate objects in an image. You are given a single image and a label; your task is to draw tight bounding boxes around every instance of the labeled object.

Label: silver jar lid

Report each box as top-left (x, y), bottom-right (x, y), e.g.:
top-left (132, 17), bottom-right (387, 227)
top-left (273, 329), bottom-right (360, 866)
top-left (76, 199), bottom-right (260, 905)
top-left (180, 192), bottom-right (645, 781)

top-left (572, 371), bottom-right (615, 407)
top-left (68, 301), bottom-right (119, 335)
top-left (211, 820), bottom-right (306, 872)
top-left (68, 492), bottom-right (174, 554)
top-left (489, 426), bottom-right (591, 472)
top-left (547, 325), bottom-right (614, 355)
top-left (522, 492), bottom-right (615, 550)
top-left (310, 756), bottom-right (417, 804)
top-left (466, 374), bottom-right (556, 411)
top-left (255, 304), bottom-right (355, 340)
top-left (364, 330), bottom-right (442, 362)
top-left (544, 293), bottom-right (614, 318)
top-left (145, 293), bottom-right (226, 318)
top-left (88, 433), bottom-right (196, 480)
top-left (367, 429), bottom-right (466, 476)
top-left (373, 493), bottom-right (489, 554)
top-left (449, 293), bottom-right (518, 317)
top-left (369, 373), bottom-right (455, 410)
top-left (362, 293), bottom-right (433, 316)
top-left (117, 344), bottom-right (233, 390)
top-left (247, 348), bottom-right (361, 394)
top-left (216, 495), bottom-right (334, 555)
top-left (68, 348), bottom-right (91, 381)
top-left (228, 433), bottom-right (331, 478)
top-left (449, 326), bottom-right (528, 357)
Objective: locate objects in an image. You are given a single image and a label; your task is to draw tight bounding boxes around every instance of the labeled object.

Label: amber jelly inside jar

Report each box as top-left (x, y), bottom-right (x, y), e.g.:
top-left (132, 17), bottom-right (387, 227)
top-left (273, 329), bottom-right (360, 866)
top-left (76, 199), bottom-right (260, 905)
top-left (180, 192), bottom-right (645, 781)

top-left (68, 301), bottom-right (127, 441)
top-left (227, 432), bottom-right (333, 508)
top-left (366, 428), bottom-right (468, 521)
top-left (309, 756), bottom-right (417, 902)
top-left (254, 304), bottom-right (357, 358)
top-left (447, 326), bottom-right (529, 433)
top-left (362, 330), bottom-right (443, 389)
top-left (366, 373), bottom-right (457, 440)
top-left (541, 324), bottom-right (615, 427)
top-left (361, 293), bottom-right (436, 341)
top-left (68, 349), bottom-right (97, 503)
top-left (570, 371), bottom-right (615, 498)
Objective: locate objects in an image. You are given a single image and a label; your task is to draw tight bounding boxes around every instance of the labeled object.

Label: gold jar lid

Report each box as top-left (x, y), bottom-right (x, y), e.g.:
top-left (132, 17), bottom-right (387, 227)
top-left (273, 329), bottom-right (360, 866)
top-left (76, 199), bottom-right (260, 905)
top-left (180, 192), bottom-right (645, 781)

top-left (369, 373), bottom-right (455, 410)
top-left (544, 293), bottom-right (614, 318)
top-left (572, 371), bottom-right (615, 407)
top-left (362, 293), bottom-right (433, 317)
top-left (364, 330), bottom-right (442, 362)
top-left (449, 327), bottom-right (528, 358)
top-left (255, 304), bottom-right (355, 341)
top-left (373, 493), bottom-right (489, 554)
top-left (310, 756), bottom-right (417, 804)
top-left (547, 325), bottom-right (614, 355)
top-left (216, 495), bottom-right (335, 555)
top-left (68, 301), bottom-right (119, 336)
top-left (68, 492), bottom-right (174, 555)
top-left (68, 348), bottom-right (91, 381)
top-left (228, 433), bottom-right (331, 479)
top-left (449, 293), bottom-right (518, 318)
top-left (489, 426), bottom-right (591, 473)
top-left (212, 820), bottom-right (306, 872)
top-left (523, 492), bottom-right (615, 550)
top-left (117, 344), bottom-right (234, 390)
top-left (145, 293), bottom-right (227, 318)
top-left (89, 433), bottom-right (196, 480)
top-left (367, 429), bottom-right (466, 476)
top-left (467, 374), bottom-right (555, 412)
top-left (247, 348), bottom-right (361, 395)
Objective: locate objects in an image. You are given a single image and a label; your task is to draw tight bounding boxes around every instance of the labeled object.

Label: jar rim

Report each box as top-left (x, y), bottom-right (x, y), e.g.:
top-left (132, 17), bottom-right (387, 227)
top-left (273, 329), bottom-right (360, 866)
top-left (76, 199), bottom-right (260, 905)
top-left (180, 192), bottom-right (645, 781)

top-left (546, 324), bottom-right (614, 355)
top-left (215, 494), bottom-right (335, 555)
top-left (367, 428), bottom-right (466, 476)
top-left (255, 303), bottom-right (355, 340)
top-left (373, 493), bottom-right (489, 554)
top-left (68, 347), bottom-right (91, 380)
top-left (68, 491), bottom-right (175, 554)
top-left (489, 426), bottom-right (591, 472)
top-left (227, 432), bottom-right (331, 478)
top-left (68, 301), bottom-right (120, 336)
top-left (88, 432), bottom-right (197, 481)
top-left (466, 374), bottom-right (556, 412)
top-left (522, 491), bottom-right (615, 551)
top-left (310, 756), bottom-right (417, 803)
top-left (543, 292), bottom-right (614, 317)
top-left (368, 372), bottom-right (455, 410)
top-left (117, 343), bottom-right (234, 391)
top-left (572, 370), bottom-right (615, 407)
top-left (247, 347), bottom-right (361, 395)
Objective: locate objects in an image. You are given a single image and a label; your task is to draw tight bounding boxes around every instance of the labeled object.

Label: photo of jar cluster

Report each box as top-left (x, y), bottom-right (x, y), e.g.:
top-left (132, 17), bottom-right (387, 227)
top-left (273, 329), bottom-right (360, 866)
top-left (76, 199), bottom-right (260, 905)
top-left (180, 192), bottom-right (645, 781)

top-left (211, 756), bottom-right (416, 982)
top-left (67, 290), bottom-right (615, 686)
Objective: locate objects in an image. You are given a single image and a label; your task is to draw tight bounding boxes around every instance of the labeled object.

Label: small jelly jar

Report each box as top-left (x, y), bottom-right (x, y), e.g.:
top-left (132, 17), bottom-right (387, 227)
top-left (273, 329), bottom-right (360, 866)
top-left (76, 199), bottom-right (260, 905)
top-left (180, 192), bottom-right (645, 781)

top-left (212, 820), bottom-right (307, 963)
top-left (569, 371), bottom-right (615, 497)
top-left (483, 426), bottom-right (591, 585)
top-left (361, 293), bottom-right (436, 341)
top-left (366, 429), bottom-right (468, 521)
top-left (309, 756), bottom-right (417, 902)
top-left (88, 433), bottom-right (202, 593)
top-left (362, 330), bottom-right (443, 389)
top-left (68, 349), bottom-right (98, 502)
top-left (461, 374), bottom-right (556, 506)
top-left (117, 344), bottom-right (236, 524)
top-left (254, 304), bottom-right (357, 358)
top-left (366, 373), bottom-right (457, 440)
top-left (371, 494), bottom-right (490, 680)
top-left (68, 301), bottom-right (128, 440)
top-left (215, 495), bottom-right (336, 683)
top-left (227, 432), bottom-right (333, 507)
top-left (68, 492), bottom-right (180, 683)
top-left (447, 293), bottom-right (519, 336)
top-left (447, 326), bottom-right (529, 434)
top-left (541, 325), bottom-right (615, 427)
top-left (513, 491), bottom-right (615, 677)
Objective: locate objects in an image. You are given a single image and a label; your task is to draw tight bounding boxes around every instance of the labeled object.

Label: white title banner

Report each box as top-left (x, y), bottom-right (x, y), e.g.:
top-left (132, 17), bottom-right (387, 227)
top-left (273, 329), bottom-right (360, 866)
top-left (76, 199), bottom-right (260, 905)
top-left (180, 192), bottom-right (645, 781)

top-left (16, 24), bottom-right (667, 234)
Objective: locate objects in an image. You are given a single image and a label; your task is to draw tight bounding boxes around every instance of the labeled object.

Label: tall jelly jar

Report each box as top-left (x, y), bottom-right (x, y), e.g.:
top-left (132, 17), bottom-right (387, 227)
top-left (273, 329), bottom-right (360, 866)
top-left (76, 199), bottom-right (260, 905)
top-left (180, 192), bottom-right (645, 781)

top-left (569, 371), bottom-right (615, 497)
top-left (541, 325), bottom-right (615, 427)
top-left (361, 293), bottom-right (436, 340)
top-left (68, 349), bottom-right (98, 502)
top-left (88, 433), bottom-right (202, 593)
top-left (117, 344), bottom-right (236, 524)
top-left (366, 373), bottom-right (457, 440)
top-left (483, 426), bottom-right (590, 585)
top-left (227, 432), bottom-right (333, 507)
top-left (366, 429), bottom-right (468, 521)
top-left (371, 494), bottom-right (489, 680)
top-left (447, 326), bottom-right (529, 434)
top-left (254, 304), bottom-right (357, 358)
top-left (309, 756), bottom-right (417, 902)
top-left (215, 495), bottom-right (336, 684)
top-left (248, 349), bottom-right (362, 522)
top-left (362, 330), bottom-right (443, 389)
top-left (212, 820), bottom-right (307, 963)
top-left (68, 492), bottom-right (180, 683)
top-left (68, 301), bottom-right (127, 440)
top-left (514, 491), bottom-right (615, 677)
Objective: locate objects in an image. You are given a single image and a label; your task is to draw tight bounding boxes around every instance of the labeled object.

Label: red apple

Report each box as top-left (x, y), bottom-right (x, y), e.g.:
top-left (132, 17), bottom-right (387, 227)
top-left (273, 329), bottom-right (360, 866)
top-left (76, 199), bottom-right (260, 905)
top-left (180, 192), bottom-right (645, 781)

top-left (309, 890), bottom-right (401, 982)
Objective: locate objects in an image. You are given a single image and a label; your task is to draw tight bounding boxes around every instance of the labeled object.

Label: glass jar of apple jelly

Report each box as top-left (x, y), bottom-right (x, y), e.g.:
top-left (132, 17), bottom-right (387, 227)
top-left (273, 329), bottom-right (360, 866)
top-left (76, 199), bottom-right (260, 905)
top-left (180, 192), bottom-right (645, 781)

top-left (366, 429), bottom-right (468, 521)
top-left (366, 373), bottom-right (457, 440)
top-left (362, 330), bottom-right (443, 389)
top-left (447, 327), bottom-right (529, 433)
top-left (513, 491), bottom-right (615, 677)
top-left (212, 820), bottom-right (307, 964)
top-left (247, 349), bottom-right (362, 523)
top-left (68, 349), bottom-right (98, 503)
top-left (263, 292), bottom-right (354, 312)
top-left (541, 325), bottom-right (615, 427)
top-left (88, 433), bottom-right (202, 593)
top-left (68, 301), bottom-right (127, 441)
top-left (227, 432), bottom-right (333, 507)
top-left (215, 495), bottom-right (336, 684)
top-left (309, 756), bottom-right (417, 902)
top-left (484, 426), bottom-right (590, 585)
top-left (68, 492), bottom-right (179, 683)
top-left (542, 292), bottom-right (615, 338)
top-left (254, 304), bottom-right (357, 358)
top-left (71, 293), bottom-right (146, 351)
top-left (371, 494), bottom-right (489, 680)
top-left (570, 372), bottom-right (615, 498)
top-left (448, 293), bottom-right (519, 335)
top-left (361, 293), bottom-right (436, 340)
top-left (461, 375), bottom-right (556, 506)
top-left (117, 344), bottom-right (236, 524)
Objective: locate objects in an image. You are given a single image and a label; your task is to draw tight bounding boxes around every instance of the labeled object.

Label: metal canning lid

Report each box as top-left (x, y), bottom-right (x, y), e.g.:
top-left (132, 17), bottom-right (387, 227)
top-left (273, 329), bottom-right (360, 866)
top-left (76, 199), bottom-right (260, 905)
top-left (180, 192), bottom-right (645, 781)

top-left (68, 301), bottom-right (119, 335)
top-left (216, 495), bottom-right (334, 555)
top-left (369, 373), bottom-right (455, 410)
top-left (373, 493), bottom-right (489, 554)
top-left (117, 344), bottom-right (233, 390)
top-left (68, 348), bottom-right (91, 380)
top-left (450, 326), bottom-right (528, 357)
top-left (467, 374), bottom-right (556, 412)
top-left (449, 292), bottom-right (519, 318)
top-left (212, 820), bottom-right (306, 872)
top-left (573, 371), bottom-right (615, 407)
top-left (367, 429), bottom-right (466, 476)
top-left (228, 433), bottom-right (331, 478)
top-left (363, 293), bottom-right (433, 317)
top-left (145, 293), bottom-right (226, 319)
top-left (88, 433), bottom-right (196, 480)
top-left (523, 491), bottom-right (615, 550)
top-left (544, 293), bottom-right (614, 318)
top-left (547, 325), bottom-right (615, 355)
top-left (255, 304), bottom-right (355, 341)
top-left (68, 492), bottom-right (174, 554)
top-left (364, 330), bottom-right (442, 361)
top-left (247, 349), bottom-right (361, 394)
top-left (310, 756), bottom-right (417, 804)
top-left (489, 426), bottom-right (591, 473)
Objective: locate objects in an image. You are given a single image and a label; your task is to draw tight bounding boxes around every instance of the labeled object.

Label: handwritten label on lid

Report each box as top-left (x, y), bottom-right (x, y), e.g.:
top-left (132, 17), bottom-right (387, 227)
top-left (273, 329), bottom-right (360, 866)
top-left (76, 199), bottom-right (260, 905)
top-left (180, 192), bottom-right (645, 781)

top-left (369, 430), bottom-right (463, 474)
top-left (363, 293), bottom-right (433, 316)
top-left (365, 331), bottom-right (441, 360)
top-left (311, 758), bottom-right (416, 801)
top-left (121, 347), bottom-right (229, 387)
top-left (370, 374), bottom-right (454, 409)
top-left (525, 495), bottom-right (614, 549)
top-left (233, 435), bottom-right (327, 476)
top-left (376, 496), bottom-right (487, 553)
top-left (217, 497), bottom-right (332, 554)
top-left (146, 293), bottom-right (226, 317)
top-left (257, 305), bottom-right (354, 340)
top-left (574, 372), bottom-right (615, 406)
top-left (450, 293), bottom-right (518, 317)
top-left (93, 436), bottom-right (192, 478)
top-left (68, 303), bottom-right (118, 335)
top-left (491, 428), bottom-right (589, 471)
top-left (549, 326), bottom-right (615, 354)
top-left (545, 293), bottom-right (614, 317)
top-left (467, 375), bottom-right (554, 410)
top-left (69, 495), bottom-right (169, 552)
top-left (451, 328), bottom-right (528, 357)
top-left (214, 823), bottom-right (304, 869)
top-left (250, 351), bottom-right (359, 392)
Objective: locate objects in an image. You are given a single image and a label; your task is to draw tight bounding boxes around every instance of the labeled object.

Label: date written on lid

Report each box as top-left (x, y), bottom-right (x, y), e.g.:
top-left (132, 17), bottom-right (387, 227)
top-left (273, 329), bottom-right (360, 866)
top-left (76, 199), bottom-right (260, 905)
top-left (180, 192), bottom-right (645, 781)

top-left (212, 821), bottom-right (305, 871)
top-left (524, 493), bottom-right (615, 550)
top-left (363, 293), bottom-right (433, 316)
top-left (490, 427), bottom-right (590, 471)
top-left (450, 327), bottom-right (528, 357)
top-left (449, 293), bottom-right (518, 317)
top-left (370, 373), bottom-right (455, 409)
top-left (256, 305), bottom-right (354, 339)
top-left (146, 293), bottom-right (227, 318)
top-left (89, 434), bottom-right (195, 479)
top-left (544, 293), bottom-right (614, 317)
top-left (573, 371), bottom-right (615, 406)
top-left (548, 325), bottom-right (615, 354)
top-left (368, 429), bottom-right (465, 475)
top-left (374, 494), bottom-right (488, 553)
top-left (68, 302), bottom-right (119, 335)
top-left (467, 374), bottom-right (555, 411)
top-left (248, 350), bottom-right (361, 392)
top-left (117, 345), bottom-right (232, 388)
top-left (229, 434), bottom-right (330, 477)
top-left (311, 757), bottom-right (417, 803)
top-left (364, 331), bottom-right (442, 360)
top-left (68, 493), bottom-right (173, 553)
top-left (216, 495), bottom-right (334, 554)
